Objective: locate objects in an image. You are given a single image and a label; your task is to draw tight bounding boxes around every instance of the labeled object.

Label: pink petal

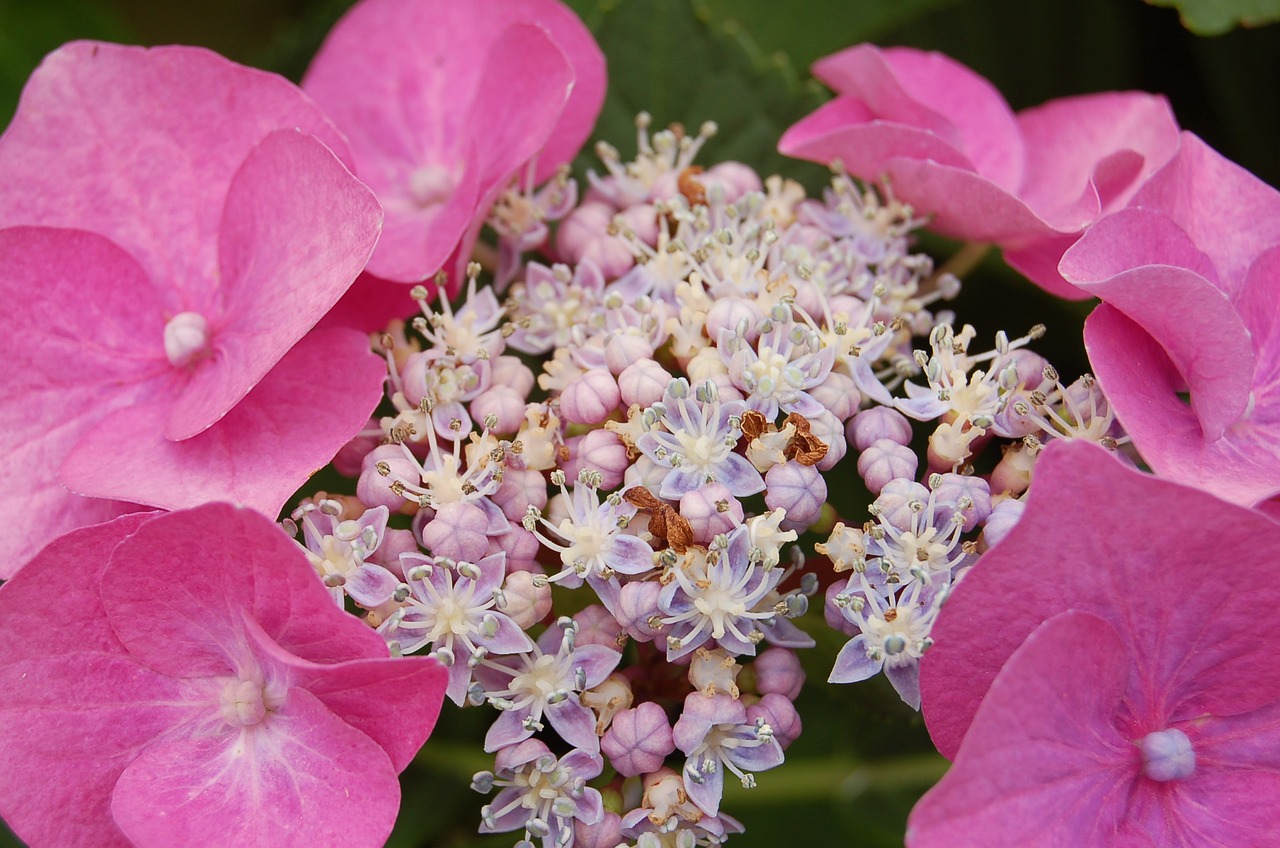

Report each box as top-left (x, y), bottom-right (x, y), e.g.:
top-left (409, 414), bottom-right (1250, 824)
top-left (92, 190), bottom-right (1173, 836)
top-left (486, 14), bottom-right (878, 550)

top-left (243, 617), bottom-right (446, 772)
top-left (1124, 770), bottom-right (1280, 846)
top-left (110, 686), bottom-right (402, 848)
top-left (0, 42), bottom-right (351, 307)
top-left (1083, 305), bottom-right (1280, 505)
top-left (908, 612), bottom-right (1134, 848)
top-left (99, 504), bottom-right (392, 680)
top-left (920, 439), bottom-right (1280, 759)
top-left (1238, 247), bottom-right (1280, 396)
top-left (60, 328), bottom-right (387, 518)
top-left (811, 44), bottom-right (1023, 190)
top-left (0, 226), bottom-right (170, 572)
top-left (879, 157), bottom-right (1054, 243)
top-left (1129, 132), bottom-right (1280, 298)
top-left (319, 271), bottom-right (433, 333)
top-left (0, 513), bottom-right (188, 848)
top-left (165, 129), bottom-right (381, 440)
top-left (303, 0), bottom-right (581, 285)
top-left (1002, 234), bottom-right (1093, 300)
top-left (1015, 92), bottom-right (1179, 229)
top-left (1063, 209), bottom-right (1254, 440)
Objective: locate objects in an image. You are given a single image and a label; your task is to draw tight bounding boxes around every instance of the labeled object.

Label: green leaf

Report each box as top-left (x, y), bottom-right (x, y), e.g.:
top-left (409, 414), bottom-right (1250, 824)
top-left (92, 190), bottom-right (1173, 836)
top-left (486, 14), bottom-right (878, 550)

top-left (571, 0), bottom-right (827, 186)
top-left (1146, 0), bottom-right (1280, 34)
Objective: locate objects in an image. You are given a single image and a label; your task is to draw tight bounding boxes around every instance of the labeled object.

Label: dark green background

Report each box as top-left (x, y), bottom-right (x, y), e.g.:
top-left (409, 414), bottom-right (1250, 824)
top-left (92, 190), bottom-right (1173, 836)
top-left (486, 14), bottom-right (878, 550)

top-left (2, 0), bottom-right (1277, 844)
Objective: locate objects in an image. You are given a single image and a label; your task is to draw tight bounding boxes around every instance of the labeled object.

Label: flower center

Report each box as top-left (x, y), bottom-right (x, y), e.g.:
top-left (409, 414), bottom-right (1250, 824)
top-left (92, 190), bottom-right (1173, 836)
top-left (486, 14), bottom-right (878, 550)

top-left (1138, 727), bottom-right (1195, 781)
top-left (219, 678), bottom-right (276, 727)
top-left (163, 311), bottom-right (211, 367)
top-left (408, 164), bottom-right (457, 207)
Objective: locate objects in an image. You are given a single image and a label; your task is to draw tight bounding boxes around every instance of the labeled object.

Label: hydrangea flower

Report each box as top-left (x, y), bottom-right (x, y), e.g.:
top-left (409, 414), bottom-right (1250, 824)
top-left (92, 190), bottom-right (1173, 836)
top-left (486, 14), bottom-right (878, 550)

top-left (0, 505), bottom-right (446, 848)
top-left (303, 0), bottom-right (605, 326)
top-left (1062, 133), bottom-right (1280, 508)
top-left (473, 739), bottom-right (604, 847)
top-left (0, 43), bottom-right (385, 574)
top-left (672, 692), bottom-right (785, 816)
top-left (778, 44), bottom-right (1180, 297)
top-left (919, 438), bottom-right (1280, 795)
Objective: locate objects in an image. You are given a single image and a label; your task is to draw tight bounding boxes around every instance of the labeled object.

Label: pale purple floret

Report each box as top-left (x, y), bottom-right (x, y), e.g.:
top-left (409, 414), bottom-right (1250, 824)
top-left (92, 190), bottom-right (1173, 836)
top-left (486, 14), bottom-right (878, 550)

top-left (828, 573), bottom-right (945, 709)
top-left (377, 551), bottom-right (532, 706)
top-left (672, 692), bottom-right (785, 816)
top-left (636, 378), bottom-right (764, 500)
top-left (620, 808), bottom-right (744, 846)
top-left (719, 305), bottom-right (837, 420)
top-left (506, 260), bottom-right (606, 355)
top-left (658, 526), bottom-right (785, 660)
top-left (475, 739), bottom-right (604, 848)
top-left (289, 500), bottom-right (399, 609)
top-left (524, 470), bottom-right (655, 587)
top-left (475, 624), bottom-right (622, 753)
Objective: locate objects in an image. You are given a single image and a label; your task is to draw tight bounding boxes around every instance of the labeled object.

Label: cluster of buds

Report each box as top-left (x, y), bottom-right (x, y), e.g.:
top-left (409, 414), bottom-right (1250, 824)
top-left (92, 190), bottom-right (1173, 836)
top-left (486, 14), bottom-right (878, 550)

top-left (288, 114), bottom-right (1125, 846)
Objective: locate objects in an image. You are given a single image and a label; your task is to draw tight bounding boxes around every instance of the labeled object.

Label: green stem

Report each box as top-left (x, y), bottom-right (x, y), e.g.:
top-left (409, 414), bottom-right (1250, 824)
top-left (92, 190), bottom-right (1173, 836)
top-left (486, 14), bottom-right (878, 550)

top-left (723, 752), bottom-right (950, 805)
top-left (933, 241), bottom-right (992, 283)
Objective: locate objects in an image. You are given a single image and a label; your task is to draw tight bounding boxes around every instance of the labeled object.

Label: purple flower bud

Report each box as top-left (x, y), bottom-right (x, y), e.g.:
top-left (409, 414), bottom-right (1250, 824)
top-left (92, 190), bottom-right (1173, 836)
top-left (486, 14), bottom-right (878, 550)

top-left (500, 569), bottom-right (552, 628)
top-left (747, 692), bottom-right (802, 749)
top-left (605, 333), bottom-right (656, 375)
top-left (764, 462), bottom-right (826, 527)
top-left (873, 478), bottom-right (931, 530)
top-left (849, 407), bottom-right (914, 452)
top-left (557, 201), bottom-right (635, 278)
top-left (357, 444), bottom-right (417, 510)
top-left (562, 429), bottom-right (630, 491)
top-left (490, 355), bottom-right (535, 398)
top-left (366, 528), bottom-right (418, 579)
top-left (420, 501), bottom-right (489, 563)
top-left (752, 648), bottom-right (805, 699)
top-left (561, 368), bottom-right (622, 425)
top-left (930, 473), bottom-right (993, 532)
top-left (618, 359), bottom-right (673, 407)
top-left (857, 438), bottom-right (918, 494)
top-left (601, 702), bottom-right (676, 777)
top-left (810, 371), bottom-right (862, 422)
top-left (615, 579), bottom-right (665, 643)
top-left (983, 497), bottom-right (1026, 549)
top-left (619, 202), bottom-right (659, 246)
top-left (470, 386), bottom-right (526, 434)
top-left (490, 467), bottom-right (548, 523)
top-left (809, 409), bottom-right (848, 471)
top-left (679, 483), bottom-right (744, 544)
top-left (333, 420), bottom-right (381, 477)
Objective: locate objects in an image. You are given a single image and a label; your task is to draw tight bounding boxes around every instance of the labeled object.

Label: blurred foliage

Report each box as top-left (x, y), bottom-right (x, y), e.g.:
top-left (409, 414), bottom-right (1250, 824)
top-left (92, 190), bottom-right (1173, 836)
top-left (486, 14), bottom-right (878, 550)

top-left (1, 0), bottom-right (1278, 846)
top-left (1147, 0), bottom-right (1280, 33)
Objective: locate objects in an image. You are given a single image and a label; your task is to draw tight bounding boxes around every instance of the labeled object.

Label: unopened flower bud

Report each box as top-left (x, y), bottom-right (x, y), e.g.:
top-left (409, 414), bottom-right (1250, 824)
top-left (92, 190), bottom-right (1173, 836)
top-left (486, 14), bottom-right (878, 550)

top-left (930, 473), bottom-right (993, 531)
top-left (752, 648), bottom-right (805, 700)
top-left (491, 355), bottom-right (536, 398)
top-left (604, 333), bottom-right (655, 375)
top-left (618, 359), bottom-right (674, 408)
top-left (561, 429), bottom-right (629, 491)
top-left (849, 407), bottom-right (913, 451)
top-left (764, 462), bottom-right (826, 527)
top-left (982, 497), bottom-right (1026, 549)
top-left (810, 371), bottom-right (862, 422)
top-left (470, 386), bottom-right (527, 434)
top-left (561, 369), bottom-right (621, 425)
top-left (601, 702), bottom-right (676, 777)
top-left (501, 569), bottom-right (553, 629)
top-left (747, 693), bottom-right (801, 749)
top-left (357, 445), bottom-right (418, 510)
top-left (615, 580), bottom-right (665, 643)
top-left (420, 501), bottom-right (490, 563)
top-left (857, 438), bottom-right (918, 495)
top-left (679, 483), bottom-right (743, 544)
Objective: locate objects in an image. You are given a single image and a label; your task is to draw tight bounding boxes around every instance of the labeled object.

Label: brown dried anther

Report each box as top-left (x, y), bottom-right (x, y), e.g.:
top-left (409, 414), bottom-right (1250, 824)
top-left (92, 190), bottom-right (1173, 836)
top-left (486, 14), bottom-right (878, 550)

top-left (783, 413), bottom-right (829, 466)
top-left (623, 487), bottom-right (693, 554)
top-left (678, 165), bottom-right (707, 207)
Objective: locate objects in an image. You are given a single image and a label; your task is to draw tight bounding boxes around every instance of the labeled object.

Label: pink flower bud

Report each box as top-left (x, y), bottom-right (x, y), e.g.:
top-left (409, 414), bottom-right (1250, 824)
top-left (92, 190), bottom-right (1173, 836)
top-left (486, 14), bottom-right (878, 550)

top-left (680, 483), bottom-right (743, 544)
top-left (747, 692), bottom-right (801, 749)
top-left (618, 202), bottom-right (659, 246)
top-left (419, 501), bottom-right (489, 563)
top-left (604, 333), bottom-right (655, 375)
top-left (574, 604), bottom-right (625, 649)
top-left (601, 702), bottom-right (676, 776)
top-left (856, 438), bottom-right (918, 494)
top-left (357, 444), bottom-right (417, 510)
top-left (562, 429), bottom-right (629, 491)
top-left (470, 386), bottom-right (526, 434)
top-left (991, 442), bottom-right (1036, 495)
top-left (849, 407), bottom-right (914, 451)
top-left (500, 569), bottom-right (552, 628)
top-left (398, 351), bottom-right (431, 407)
top-left (333, 420), bottom-right (381, 477)
top-left (490, 355), bottom-right (536, 398)
top-left (764, 462), bottom-right (826, 527)
top-left (557, 201), bottom-right (635, 278)
top-left (575, 812), bottom-right (624, 848)
top-left (810, 371), bottom-right (862, 423)
top-left (490, 467), bottom-right (548, 522)
top-left (618, 359), bottom-right (673, 407)
top-left (704, 161), bottom-right (762, 201)
top-left (615, 579), bottom-right (664, 643)
top-left (752, 648), bottom-right (805, 699)
top-left (560, 368), bottom-right (621, 425)
top-left (488, 525), bottom-right (541, 572)
top-left (705, 297), bottom-right (763, 343)
top-left (366, 528), bottom-right (418, 579)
